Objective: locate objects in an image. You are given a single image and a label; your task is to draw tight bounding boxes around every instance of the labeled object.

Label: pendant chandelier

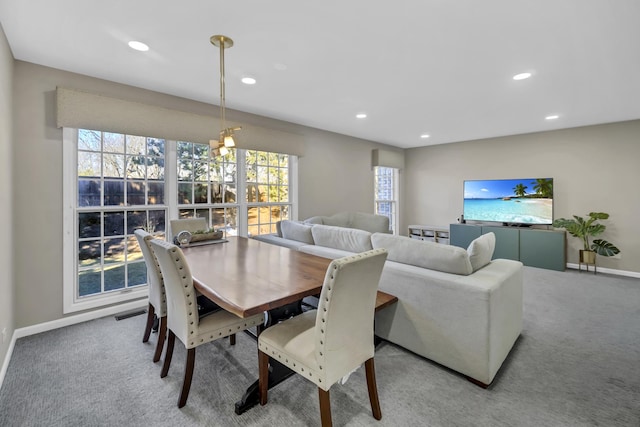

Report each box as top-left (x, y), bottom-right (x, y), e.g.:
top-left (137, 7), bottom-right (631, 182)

top-left (210, 35), bottom-right (241, 156)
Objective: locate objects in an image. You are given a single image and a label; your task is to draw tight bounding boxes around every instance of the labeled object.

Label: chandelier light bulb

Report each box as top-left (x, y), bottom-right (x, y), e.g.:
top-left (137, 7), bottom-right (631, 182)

top-left (224, 134), bottom-right (236, 147)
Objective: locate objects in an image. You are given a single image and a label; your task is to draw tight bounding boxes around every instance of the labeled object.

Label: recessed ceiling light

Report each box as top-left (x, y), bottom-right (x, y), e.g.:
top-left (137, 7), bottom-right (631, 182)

top-left (241, 77), bottom-right (256, 85)
top-left (128, 41), bottom-right (149, 52)
top-left (513, 72), bottom-right (532, 80)
top-left (356, 113), bottom-right (367, 119)
top-left (420, 134), bottom-right (430, 139)
top-left (545, 115), bottom-right (559, 120)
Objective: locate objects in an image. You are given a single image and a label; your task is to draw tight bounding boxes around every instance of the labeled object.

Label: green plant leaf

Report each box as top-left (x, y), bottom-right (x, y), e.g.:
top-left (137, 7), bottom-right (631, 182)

top-left (553, 212), bottom-right (618, 253)
top-left (588, 223), bottom-right (606, 236)
top-left (591, 239), bottom-right (620, 257)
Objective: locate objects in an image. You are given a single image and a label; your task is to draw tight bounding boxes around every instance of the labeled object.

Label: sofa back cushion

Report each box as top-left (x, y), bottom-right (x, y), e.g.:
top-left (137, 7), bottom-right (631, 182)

top-left (303, 212), bottom-right (389, 233)
top-left (311, 224), bottom-right (373, 253)
top-left (467, 232), bottom-right (496, 272)
top-left (321, 212), bottom-right (351, 228)
top-left (371, 233), bottom-right (473, 275)
top-left (280, 220), bottom-right (315, 244)
top-left (303, 216), bottom-right (325, 225)
top-left (350, 212), bottom-right (390, 233)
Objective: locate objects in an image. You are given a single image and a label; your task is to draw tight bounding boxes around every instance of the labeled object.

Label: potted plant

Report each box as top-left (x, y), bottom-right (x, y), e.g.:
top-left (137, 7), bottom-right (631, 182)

top-left (553, 212), bottom-right (620, 264)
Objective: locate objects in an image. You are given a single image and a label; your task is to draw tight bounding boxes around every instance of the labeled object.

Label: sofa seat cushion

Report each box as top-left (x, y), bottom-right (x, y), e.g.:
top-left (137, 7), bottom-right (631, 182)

top-left (467, 232), bottom-right (496, 272)
top-left (280, 220), bottom-right (314, 244)
top-left (299, 245), bottom-right (355, 260)
top-left (252, 234), bottom-right (310, 250)
top-left (311, 224), bottom-right (373, 253)
top-left (371, 233), bottom-right (473, 275)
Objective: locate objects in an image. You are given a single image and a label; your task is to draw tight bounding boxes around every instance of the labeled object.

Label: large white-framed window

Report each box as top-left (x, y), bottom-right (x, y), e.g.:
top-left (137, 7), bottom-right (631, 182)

top-left (172, 146), bottom-right (296, 237)
top-left (374, 166), bottom-right (398, 234)
top-left (63, 128), bottom-right (297, 313)
top-left (63, 128), bottom-right (166, 313)
top-left (245, 150), bottom-right (293, 236)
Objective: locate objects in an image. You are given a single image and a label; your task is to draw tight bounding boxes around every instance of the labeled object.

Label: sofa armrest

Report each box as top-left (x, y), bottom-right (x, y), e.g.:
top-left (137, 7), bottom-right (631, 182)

top-left (375, 258), bottom-right (523, 385)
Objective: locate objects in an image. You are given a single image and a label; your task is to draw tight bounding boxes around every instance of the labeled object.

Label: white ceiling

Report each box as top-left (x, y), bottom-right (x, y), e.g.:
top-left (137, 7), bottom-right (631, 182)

top-left (2, 0), bottom-right (640, 148)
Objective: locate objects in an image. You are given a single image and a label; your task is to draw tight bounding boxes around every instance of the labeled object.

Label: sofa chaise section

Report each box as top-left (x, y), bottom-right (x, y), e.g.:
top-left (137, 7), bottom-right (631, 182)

top-left (370, 232), bottom-right (523, 386)
top-left (374, 257), bottom-right (522, 386)
top-left (252, 219), bottom-right (523, 386)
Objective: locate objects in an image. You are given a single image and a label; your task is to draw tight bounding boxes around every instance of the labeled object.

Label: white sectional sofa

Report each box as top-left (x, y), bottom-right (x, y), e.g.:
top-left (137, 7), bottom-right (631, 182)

top-left (253, 211), bottom-right (390, 249)
top-left (254, 219), bottom-right (523, 386)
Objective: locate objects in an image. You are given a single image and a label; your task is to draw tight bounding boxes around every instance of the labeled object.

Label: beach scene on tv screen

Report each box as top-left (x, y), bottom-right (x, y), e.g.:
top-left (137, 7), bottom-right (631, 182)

top-left (463, 178), bottom-right (553, 224)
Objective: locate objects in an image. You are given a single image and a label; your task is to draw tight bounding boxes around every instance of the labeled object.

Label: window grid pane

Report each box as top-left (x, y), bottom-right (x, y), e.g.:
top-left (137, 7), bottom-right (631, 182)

top-left (176, 142), bottom-right (239, 236)
top-left (374, 166), bottom-right (397, 234)
top-left (76, 129), bottom-right (166, 299)
top-left (245, 150), bottom-right (291, 236)
top-left (71, 132), bottom-right (297, 309)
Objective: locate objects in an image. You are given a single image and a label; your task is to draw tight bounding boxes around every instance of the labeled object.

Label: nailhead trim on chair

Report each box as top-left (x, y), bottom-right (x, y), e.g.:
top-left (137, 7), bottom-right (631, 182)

top-left (258, 248), bottom-right (388, 421)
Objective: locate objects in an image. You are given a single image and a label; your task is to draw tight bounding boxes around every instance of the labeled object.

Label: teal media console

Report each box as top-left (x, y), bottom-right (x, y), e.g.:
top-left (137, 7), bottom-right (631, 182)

top-left (450, 224), bottom-right (566, 271)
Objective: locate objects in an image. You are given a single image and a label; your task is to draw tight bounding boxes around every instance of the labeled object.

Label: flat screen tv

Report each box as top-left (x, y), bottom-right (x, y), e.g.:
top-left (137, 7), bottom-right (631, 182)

top-left (463, 178), bottom-right (554, 225)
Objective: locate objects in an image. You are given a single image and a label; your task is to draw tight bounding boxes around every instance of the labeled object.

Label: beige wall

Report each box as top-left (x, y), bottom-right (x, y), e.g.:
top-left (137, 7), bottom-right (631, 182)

top-left (403, 121), bottom-right (640, 273)
top-left (11, 61), bottom-right (396, 328)
top-left (9, 54), bottom-right (638, 335)
top-left (0, 25), bottom-right (14, 373)
top-left (298, 128), bottom-right (393, 219)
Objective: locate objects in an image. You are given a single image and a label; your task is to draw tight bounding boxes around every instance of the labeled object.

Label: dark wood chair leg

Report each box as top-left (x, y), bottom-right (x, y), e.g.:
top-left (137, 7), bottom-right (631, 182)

top-left (365, 358), bottom-right (382, 420)
top-left (318, 387), bottom-right (332, 427)
top-left (258, 350), bottom-right (269, 405)
top-left (229, 333), bottom-right (236, 346)
top-left (160, 330), bottom-right (175, 378)
top-left (178, 348), bottom-right (196, 408)
top-left (142, 303), bottom-right (155, 343)
top-left (152, 316), bottom-right (167, 363)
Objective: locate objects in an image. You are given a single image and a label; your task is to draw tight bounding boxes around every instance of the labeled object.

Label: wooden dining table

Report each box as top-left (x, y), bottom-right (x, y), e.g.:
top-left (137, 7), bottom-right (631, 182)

top-left (180, 236), bottom-right (397, 414)
top-left (181, 236), bottom-right (332, 317)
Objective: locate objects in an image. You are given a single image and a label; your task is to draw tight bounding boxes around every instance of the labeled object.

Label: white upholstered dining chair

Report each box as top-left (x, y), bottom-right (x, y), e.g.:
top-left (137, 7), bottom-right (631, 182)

top-left (134, 229), bottom-right (167, 363)
top-left (149, 239), bottom-right (265, 408)
top-left (257, 248), bottom-right (388, 427)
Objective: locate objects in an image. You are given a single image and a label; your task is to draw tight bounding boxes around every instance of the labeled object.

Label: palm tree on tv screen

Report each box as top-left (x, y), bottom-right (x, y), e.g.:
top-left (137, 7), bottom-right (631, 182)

top-left (532, 178), bottom-right (553, 198)
top-left (513, 183), bottom-right (527, 197)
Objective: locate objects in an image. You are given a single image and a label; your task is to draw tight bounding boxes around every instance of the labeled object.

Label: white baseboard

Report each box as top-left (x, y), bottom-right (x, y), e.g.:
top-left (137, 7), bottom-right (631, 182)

top-left (0, 299), bottom-right (147, 390)
top-left (0, 333), bottom-right (16, 394)
top-left (565, 263), bottom-right (640, 278)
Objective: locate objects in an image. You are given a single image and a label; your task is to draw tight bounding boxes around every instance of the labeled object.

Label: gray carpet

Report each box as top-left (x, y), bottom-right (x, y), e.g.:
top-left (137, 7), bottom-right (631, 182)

top-left (1, 267), bottom-right (639, 426)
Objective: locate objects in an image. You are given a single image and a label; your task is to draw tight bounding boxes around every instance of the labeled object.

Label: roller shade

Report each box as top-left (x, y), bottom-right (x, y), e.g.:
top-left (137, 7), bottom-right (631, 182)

top-left (56, 87), bottom-right (306, 156)
top-left (372, 148), bottom-right (404, 169)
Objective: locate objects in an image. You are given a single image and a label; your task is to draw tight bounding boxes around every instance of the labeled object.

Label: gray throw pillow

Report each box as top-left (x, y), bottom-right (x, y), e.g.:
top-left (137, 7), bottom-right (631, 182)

top-left (371, 233), bottom-right (473, 275)
top-left (467, 232), bottom-right (496, 272)
top-left (311, 224), bottom-right (373, 253)
top-left (280, 220), bottom-right (314, 244)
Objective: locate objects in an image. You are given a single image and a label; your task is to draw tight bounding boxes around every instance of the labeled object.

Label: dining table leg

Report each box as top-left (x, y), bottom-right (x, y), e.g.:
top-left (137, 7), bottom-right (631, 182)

top-left (234, 301), bottom-right (304, 415)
